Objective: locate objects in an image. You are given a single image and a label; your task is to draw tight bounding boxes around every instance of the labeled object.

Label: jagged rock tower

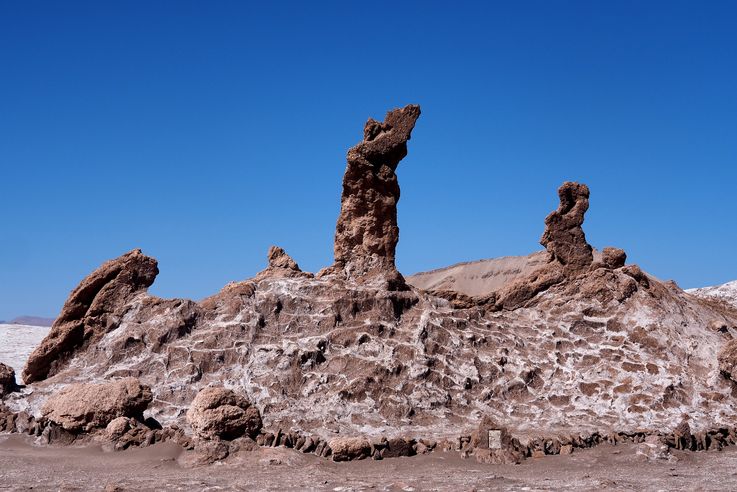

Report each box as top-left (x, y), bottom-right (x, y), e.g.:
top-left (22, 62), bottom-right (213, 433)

top-left (540, 181), bottom-right (594, 274)
top-left (328, 104), bottom-right (421, 289)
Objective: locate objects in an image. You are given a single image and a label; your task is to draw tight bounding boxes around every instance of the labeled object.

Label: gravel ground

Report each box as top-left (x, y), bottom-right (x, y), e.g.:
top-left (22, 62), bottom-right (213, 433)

top-left (3, 434), bottom-right (737, 491)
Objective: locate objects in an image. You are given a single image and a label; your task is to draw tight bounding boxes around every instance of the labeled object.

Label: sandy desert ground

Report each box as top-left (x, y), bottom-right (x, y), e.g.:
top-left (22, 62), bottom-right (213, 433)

top-left (2, 433), bottom-right (737, 491)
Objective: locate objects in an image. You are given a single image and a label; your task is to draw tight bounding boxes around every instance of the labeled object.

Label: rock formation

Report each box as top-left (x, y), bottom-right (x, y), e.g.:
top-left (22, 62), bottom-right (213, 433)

top-left (328, 437), bottom-right (371, 462)
top-left (42, 377), bottom-right (152, 432)
top-left (601, 247), bottom-right (627, 270)
top-left (0, 363), bottom-right (17, 397)
top-left (718, 340), bottom-right (737, 383)
top-left (4, 106), bottom-right (737, 467)
top-left (186, 387), bottom-right (262, 440)
top-left (23, 249), bottom-right (158, 383)
top-left (256, 246), bottom-right (310, 280)
top-left (540, 181), bottom-right (594, 274)
top-left (327, 104), bottom-right (421, 288)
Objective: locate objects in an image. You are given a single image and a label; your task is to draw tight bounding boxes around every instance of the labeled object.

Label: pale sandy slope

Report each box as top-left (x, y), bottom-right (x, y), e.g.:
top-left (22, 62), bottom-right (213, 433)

top-left (408, 250), bottom-right (602, 297)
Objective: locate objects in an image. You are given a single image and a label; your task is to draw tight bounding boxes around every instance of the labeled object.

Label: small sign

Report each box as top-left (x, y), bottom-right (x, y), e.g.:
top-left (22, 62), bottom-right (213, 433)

top-left (488, 430), bottom-right (502, 449)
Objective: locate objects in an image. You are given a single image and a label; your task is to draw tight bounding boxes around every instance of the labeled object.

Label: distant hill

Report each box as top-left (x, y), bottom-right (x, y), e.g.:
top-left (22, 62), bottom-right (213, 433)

top-left (687, 280), bottom-right (737, 309)
top-left (4, 316), bottom-right (55, 327)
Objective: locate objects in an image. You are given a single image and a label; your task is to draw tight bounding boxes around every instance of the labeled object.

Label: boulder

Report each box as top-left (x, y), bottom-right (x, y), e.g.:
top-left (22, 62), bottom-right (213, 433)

top-left (328, 104), bottom-right (421, 288)
top-left (328, 437), bottom-right (371, 461)
top-left (0, 363), bottom-right (18, 397)
top-left (24, 249), bottom-right (158, 383)
top-left (601, 247), bottom-right (627, 269)
top-left (186, 387), bottom-right (262, 440)
top-left (42, 377), bottom-right (152, 432)
top-left (540, 182), bottom-right (594, 274)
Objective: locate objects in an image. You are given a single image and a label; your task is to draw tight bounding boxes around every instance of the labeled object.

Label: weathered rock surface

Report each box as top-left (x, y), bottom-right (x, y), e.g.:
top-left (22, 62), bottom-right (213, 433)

top-left (186, 387), bottom-right (262, 440)
top-left (0, 363), bottom-right (17, 397)
top-left (42, 377), bottom-right (152, 432)
top-left (23, 249), bottom-right (158, 383)
top-left (718, 340), bottom-right (737, 383)
top-left (6, 107), bottom-right (737, 461)
top-left (540, 181), bottom-right (594, 274)
top-left (327, 104), bottom-right (421, 288)
top-left (601, 247), bottom-right (627, 270)
top-left (470, 415), bottom-right (526, 464)
top-left (256, 246), bottom-right (310, 280)
top-left (329, 437), bottom-right (371, 461)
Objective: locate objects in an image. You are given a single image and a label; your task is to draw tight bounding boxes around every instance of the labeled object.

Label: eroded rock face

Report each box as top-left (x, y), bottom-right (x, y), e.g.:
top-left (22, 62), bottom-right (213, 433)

top-left (0, 363), bottom-right (17, 397)
top-left (42, 377), bottom-right (152, 432)
top-left (186, 387), bottom-right (262, 440)
top-left (717, 340), bottom-right (737, 383)
top-left (23, 249), bottom-right (158, 383)
top-left (540, 182), bottom-right (594, 274)
top-left (329, 104), bottom-right (421, 288)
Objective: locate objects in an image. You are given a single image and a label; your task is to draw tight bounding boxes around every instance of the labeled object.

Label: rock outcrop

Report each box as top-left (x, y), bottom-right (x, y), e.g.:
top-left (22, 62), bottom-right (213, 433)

top-left (0, 363), bottom-right (17, 397)
top-left (328, 437), bottom-right (371, 462)
top-left (186, 387), bottom-right (262, 440)
top-left (540, 181), bottom-right (594, 274)
top-left (23, 249), bottom-right (158, 383)
top-left (256, 246), bottom-right (310, 280)
top-left (327, 104), bottom-right (421, 288)
top-left (601, 247), bottom-right (627, 270)
top-left (6, 107), bottom-right (737, 466)
top-left (42, 377), bottom-right (152, 432)
top-left (718, 340), bottom-right (737, 383)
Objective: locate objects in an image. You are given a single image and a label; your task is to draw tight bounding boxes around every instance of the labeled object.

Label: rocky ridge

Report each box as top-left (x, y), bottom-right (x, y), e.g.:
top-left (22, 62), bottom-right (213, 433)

top-left (2, 105), bottom-right (737, 465)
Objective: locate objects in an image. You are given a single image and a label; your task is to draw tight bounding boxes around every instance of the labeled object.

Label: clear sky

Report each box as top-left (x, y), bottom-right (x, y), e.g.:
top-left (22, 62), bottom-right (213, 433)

top-left (1, 1), bottom-right (735, 320)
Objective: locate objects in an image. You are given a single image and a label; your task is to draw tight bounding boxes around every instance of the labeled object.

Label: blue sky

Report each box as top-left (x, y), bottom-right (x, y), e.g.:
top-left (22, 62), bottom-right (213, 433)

top-left (1, 1), bottom-right (735, 320)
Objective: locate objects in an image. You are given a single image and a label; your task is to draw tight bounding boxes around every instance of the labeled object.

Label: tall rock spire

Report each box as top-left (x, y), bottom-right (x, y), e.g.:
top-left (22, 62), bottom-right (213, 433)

top-left (329, 104), bottom-right (421, 288)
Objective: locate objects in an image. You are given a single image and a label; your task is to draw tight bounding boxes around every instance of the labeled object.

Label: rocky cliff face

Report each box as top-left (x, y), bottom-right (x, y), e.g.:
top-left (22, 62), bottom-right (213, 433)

top-left (4, 105), bottom-right (737, 455)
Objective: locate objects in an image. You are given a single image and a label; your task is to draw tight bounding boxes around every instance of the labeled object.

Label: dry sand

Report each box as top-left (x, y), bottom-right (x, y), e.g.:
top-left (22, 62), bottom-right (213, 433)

top-left (2, 434), bottom-right (737, 491)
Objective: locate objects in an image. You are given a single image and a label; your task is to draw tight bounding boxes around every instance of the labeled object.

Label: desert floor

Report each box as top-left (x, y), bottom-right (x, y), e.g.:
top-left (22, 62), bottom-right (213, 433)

top-left (2, 434), bottom-right (737, 491)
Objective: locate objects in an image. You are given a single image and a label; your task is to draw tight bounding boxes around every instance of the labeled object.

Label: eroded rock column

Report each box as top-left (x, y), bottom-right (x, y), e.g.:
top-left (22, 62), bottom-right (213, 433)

top-left (329, 104), bottom-right (421, 288)
top-left (540, 181), bottom-right (594, 274)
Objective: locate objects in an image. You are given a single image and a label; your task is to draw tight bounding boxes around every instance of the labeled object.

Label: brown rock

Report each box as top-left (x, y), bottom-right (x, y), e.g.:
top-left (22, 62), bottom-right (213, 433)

top-left (186, 387), bottom-right (262, 440)
top-left (328, 104), bottom-right (421, 288)
top-left (382, 437), bottom-right (416, 458)
top-left (601, 247), bottom-right (627, 269)
top-left (0, 363), bottom-right (18, 397)
top-left (470, 415), bottom-right (525, 464)
top-left (540, 182), bottom-right (594, 274)
top-left (329, 437), bottom-right (371, 461)
top-left (256, 246), bottom-right (311, 280)
top-left (495, 262), bottom-right (565, 310)
top-left (42, 377), bottom-right (152, 432)
top-left (718, 340), bottom-right (737, 383)
top-left (23, 249), bottom-right (159, 383)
